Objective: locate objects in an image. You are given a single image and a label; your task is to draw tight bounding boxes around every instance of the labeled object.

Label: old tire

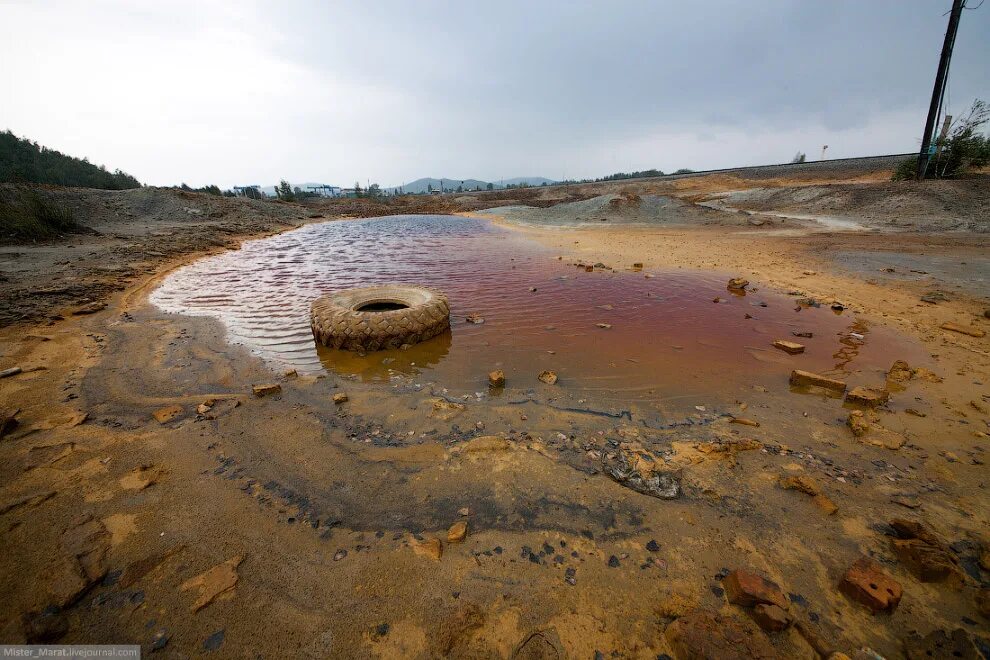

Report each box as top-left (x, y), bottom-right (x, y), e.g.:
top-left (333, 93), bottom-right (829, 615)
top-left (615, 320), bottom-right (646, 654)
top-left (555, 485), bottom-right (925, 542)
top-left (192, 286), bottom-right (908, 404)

top-left (311, 285), bottom-right (450, 351)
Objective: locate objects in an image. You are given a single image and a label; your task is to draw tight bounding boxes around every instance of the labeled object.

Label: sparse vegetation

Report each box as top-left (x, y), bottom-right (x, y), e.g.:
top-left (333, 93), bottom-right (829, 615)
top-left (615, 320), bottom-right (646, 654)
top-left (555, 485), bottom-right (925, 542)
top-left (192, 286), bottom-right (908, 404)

top-left (0, 130), bottom-right (141, 189)
top-left (893, 99), bottom-right (990, 180)
top-left (0, 186), bottom-right (84, 241)
top-left (791, 152), bottom-right (806, 164)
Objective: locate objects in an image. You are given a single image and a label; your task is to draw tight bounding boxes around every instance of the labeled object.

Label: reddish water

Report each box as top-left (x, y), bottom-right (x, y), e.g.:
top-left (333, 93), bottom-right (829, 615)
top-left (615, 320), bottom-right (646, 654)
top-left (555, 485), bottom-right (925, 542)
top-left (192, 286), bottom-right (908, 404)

top-left (151, 215), bottom-right (925, 415)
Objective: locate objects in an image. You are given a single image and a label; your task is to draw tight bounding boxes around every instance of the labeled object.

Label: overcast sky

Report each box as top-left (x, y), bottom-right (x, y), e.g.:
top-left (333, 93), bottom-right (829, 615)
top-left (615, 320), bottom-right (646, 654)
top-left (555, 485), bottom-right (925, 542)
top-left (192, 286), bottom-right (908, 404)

top-left (2, 0), bottom-right (988, 188)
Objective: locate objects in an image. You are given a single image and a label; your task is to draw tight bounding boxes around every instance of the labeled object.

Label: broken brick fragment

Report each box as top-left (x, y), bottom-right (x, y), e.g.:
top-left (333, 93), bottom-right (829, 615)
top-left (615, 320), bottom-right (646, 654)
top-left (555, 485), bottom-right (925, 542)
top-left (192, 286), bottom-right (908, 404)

top-left (839, 557), bottom-right (902, 613)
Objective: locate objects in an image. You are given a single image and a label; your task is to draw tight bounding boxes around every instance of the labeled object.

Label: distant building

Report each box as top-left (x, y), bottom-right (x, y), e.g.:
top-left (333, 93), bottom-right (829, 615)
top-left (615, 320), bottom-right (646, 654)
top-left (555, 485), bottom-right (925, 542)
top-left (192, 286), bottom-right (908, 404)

top-left (306, 185), bottom-right (342, 198)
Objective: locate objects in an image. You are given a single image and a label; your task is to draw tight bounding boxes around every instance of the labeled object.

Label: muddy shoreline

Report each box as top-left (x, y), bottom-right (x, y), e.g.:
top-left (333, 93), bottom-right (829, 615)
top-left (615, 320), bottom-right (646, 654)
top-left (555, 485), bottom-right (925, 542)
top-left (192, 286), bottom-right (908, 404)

top-left (1, 174), bottom-right (989, 657)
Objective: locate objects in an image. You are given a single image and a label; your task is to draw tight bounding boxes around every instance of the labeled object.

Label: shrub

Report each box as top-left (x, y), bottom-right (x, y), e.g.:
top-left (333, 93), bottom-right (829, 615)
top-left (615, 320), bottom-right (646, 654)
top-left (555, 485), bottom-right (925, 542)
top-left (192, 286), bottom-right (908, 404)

top-left (0, 187), bottom-right (83, 241)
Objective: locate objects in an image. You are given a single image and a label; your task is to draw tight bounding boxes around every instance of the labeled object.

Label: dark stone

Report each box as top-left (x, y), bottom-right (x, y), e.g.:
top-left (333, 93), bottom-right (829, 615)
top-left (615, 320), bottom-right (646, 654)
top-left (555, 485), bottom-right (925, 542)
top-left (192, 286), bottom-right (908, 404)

top-left (23, 609), bottom-right (68, 643)
top-left (608, 555), bottom-right (620, 568)
top-left (646, 539), bottom-right (660, 552)
top-left (150, 631), bottom-right (169, 652)
top-left (202, 629), bottom-right (225, 652)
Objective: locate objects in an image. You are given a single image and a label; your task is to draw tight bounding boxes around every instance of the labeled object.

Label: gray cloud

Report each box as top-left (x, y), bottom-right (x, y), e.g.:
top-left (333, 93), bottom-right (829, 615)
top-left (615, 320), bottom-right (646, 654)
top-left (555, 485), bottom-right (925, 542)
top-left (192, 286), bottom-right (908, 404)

top-left (1, 0), bottom-right (987, 187)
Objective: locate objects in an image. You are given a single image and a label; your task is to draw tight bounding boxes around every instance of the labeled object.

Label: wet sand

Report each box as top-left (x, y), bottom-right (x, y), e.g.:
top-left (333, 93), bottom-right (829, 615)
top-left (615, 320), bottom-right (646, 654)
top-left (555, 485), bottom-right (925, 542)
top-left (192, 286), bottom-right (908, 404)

top-left (1, 176), bottom-right (989, 657)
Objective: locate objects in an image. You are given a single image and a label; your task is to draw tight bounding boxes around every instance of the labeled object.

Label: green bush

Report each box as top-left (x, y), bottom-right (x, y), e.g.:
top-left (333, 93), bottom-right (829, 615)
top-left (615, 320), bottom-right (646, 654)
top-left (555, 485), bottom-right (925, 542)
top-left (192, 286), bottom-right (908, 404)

top-left (895, 99), bottom-right (990, 180)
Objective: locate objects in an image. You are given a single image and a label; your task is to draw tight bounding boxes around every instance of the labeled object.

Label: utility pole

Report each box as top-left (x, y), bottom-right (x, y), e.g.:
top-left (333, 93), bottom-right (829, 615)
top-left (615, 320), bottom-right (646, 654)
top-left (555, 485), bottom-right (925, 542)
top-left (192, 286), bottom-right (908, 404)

top-left (917, 0), bottom-right (965, 179)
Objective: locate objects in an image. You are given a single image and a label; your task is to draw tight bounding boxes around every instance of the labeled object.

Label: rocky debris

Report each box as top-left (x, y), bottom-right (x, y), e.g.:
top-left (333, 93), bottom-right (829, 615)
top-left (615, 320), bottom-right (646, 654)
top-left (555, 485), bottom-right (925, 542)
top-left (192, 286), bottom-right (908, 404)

top-left (730, 417), bottom-right (760, 428)
top-left (411, 536), bottom-right (443, 561)
top-left (727, 278), bottom-right (750, 291)
top-left (595, 323), bottom-right (612, 329)
top-left (332, 392), bottom-right (349, 404)
top-left (792, 331), bottom-right (813, 338)
top-left (844, 386), bottom-right (889, 408)
top-left (1, 366), bottom-right (22, 378)
top-left (920, 291), bottom-right (951, 304)
top-left (789, 370), bottom-right (846, 393)
top-left (430, 399), bottom-right (465, 421)
top-left (602, 450), bottom-right (680, 499)
top-left (538, 370), bottom-right (558, 385)
top-left (447, 521), bottom-right (468, 543)
top-left (888, 360), bottom-right (912, 383)
top-left (152, 405), bottom-right (183, 424)
top-left (772, 340), bottom-right (805, 355)
top-left (888, 519), bottom-right (964, 586)
top-left (196, 400), bottom-right (214, 415)
top-left (846, 411), bottom-right (906, 450)
top-left (903, 628), bottom-right (981, 660)
top-left (911, 367), bottom-right (943, 383)
top-left (940, 322), bottom-right (986, 338)
top-left (456, 436), bottom-right (511, 454)
top-left (723, 569), bottom-right (789, 610)
top-left (488, 370), bottom-right (505, 388)
top-left (1, 408), bottom-right (20, 439)
top-left (939, 322), bottom-right (987, 338)
top-left (778, 475), bottom-right (838, 515)
top-left (120, 544), bottom-right (186, 588)
top-left (252, 383), bottom-right (281, 397)
top-left (664, 609), bottom-right (777, 660)
top-left (202, 398), bottom-right (241, 420)
top-left (71, 302), bottom-right (106, 315)
top-left (839, 557), bottom-right (902, 613)
top-left (179, 554), bottom-right (245, 613)
top-left (119, 464), bottom-right (162, 491)
top-left (458, 507), bottom-right (470, 517)
top-left (53, 515), bottom-right (111, 607)
top-left (750, 604), bottom-right (793, 633)
top-left (632, 262), bottom-right (644, 269)
top-left (333, 550), bottom-right (347, 561)
top-left (465, 313), bottom-right (485, 324)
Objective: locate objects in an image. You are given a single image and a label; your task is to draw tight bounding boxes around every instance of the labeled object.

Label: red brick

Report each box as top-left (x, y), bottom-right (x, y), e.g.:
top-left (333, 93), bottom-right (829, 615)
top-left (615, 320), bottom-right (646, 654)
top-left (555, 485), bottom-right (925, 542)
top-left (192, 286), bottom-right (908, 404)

top-left (839, 557), bottom-right (902, 613)
top-left (722, 569), bottom-right (789, 610)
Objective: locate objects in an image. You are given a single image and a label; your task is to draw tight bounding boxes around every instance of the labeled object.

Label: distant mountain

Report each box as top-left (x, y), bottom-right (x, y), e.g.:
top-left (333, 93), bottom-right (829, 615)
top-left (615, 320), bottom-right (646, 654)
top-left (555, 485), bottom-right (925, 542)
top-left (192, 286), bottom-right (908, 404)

top-left (387, 177), bottom-right (489, 194)
top-left (387, 176), bottom-right (557, 194)
top-left (260, 181), bottom-right (338, 196)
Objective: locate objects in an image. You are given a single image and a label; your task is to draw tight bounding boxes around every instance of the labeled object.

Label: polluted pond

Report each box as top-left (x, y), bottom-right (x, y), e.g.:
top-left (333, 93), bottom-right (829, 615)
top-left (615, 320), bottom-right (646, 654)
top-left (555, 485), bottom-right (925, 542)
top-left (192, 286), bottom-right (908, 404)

top-left (151, 214), bottom-right (926, 422)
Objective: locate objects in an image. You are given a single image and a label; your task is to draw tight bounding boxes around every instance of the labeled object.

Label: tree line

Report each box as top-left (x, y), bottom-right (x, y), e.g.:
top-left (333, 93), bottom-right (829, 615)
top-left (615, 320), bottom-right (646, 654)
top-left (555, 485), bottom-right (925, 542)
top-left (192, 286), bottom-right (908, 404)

top-left (0, 130), bottom-right (141, 190)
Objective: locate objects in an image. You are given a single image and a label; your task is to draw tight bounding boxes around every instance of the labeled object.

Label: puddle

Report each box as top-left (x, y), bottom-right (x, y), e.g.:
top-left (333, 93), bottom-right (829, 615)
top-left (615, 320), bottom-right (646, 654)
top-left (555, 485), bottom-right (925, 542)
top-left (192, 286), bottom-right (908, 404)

top-left (152, 215), bottom-right (925, 415)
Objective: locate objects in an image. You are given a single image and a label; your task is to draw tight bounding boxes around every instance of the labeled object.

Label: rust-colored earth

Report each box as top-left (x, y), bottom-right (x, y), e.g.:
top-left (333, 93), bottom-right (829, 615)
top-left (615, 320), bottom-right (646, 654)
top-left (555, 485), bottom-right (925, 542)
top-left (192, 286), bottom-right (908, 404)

top-left (1, 167), bottom-right (988, 657)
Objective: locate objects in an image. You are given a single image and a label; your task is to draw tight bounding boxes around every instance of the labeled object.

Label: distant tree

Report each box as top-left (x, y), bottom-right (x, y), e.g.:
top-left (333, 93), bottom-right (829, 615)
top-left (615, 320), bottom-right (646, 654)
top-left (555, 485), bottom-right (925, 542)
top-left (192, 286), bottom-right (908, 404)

top-left (427, 183), bottom-right (433, 193)
top-left (486, 182), bottom-right (494, 191)
top-left (598, 168), bottom-right (664, 182)
top-left (456, 185), bottom-right (463, 193)
top-left (791, 152), bottom-right (806, 164)
top-left (354, 181), bottom-right (363, 197)
top-left (276, 179), bottom-right (295, 201)
top-left (0, 130), bottom-right (141, 190)
top-left (367, 183), bottom-right (381, 198)
top-left (673, 168), bottom-right (694, 175)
